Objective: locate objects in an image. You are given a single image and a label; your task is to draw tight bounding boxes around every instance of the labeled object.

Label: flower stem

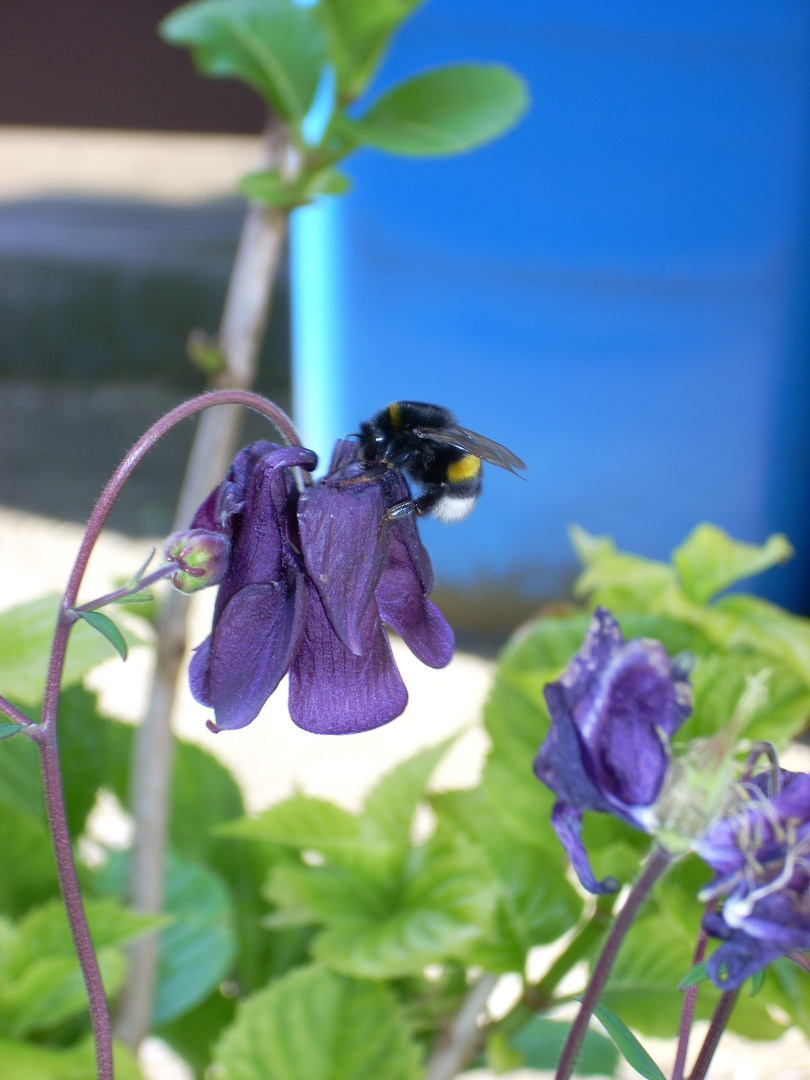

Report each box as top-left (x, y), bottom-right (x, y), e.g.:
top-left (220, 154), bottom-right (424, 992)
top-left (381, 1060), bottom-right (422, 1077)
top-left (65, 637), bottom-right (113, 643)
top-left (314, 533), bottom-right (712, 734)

top-left (0, 694), bottom-right (37, 732)
top-left (687, 990), bottom-right (739, 1080)
top-left (34, 388), bottom-right (300, 1080)
top-left (74, 563), bottom-right (180, 613)
top-left (554, 847), bottom-right (672, 1080)
top-left (672, 910), bottom-right (712, 1080)
top-left (423, 973), bottom-right (499, 1080)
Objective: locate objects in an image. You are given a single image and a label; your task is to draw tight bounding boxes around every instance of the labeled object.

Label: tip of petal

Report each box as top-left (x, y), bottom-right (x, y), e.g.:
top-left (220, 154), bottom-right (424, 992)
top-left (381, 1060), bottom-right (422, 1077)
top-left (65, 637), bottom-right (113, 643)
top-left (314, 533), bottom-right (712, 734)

top-left (206, 719), bottom-right (222, 734)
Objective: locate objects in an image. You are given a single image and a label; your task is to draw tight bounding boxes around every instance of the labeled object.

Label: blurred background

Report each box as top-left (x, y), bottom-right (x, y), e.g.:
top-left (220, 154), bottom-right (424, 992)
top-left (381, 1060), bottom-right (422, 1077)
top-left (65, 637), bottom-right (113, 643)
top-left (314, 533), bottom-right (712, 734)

top-left (3, 0), bottom-right (810, 645)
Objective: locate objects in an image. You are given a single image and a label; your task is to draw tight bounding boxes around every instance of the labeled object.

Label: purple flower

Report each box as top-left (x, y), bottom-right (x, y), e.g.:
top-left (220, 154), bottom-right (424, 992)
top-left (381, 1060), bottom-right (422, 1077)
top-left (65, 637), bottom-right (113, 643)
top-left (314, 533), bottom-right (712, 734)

top-left (183, 439), bottom-right (453, 735)
top-left (533, 607), bottom-right (693, 893)
top-left (696, 766), bottom-right (810, 989)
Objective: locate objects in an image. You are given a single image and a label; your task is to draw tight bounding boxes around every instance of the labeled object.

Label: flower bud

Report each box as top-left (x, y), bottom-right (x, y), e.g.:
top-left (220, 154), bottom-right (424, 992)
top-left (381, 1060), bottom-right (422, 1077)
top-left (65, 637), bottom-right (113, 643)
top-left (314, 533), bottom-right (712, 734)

top-left (164, 529), bottom-right (231, 593)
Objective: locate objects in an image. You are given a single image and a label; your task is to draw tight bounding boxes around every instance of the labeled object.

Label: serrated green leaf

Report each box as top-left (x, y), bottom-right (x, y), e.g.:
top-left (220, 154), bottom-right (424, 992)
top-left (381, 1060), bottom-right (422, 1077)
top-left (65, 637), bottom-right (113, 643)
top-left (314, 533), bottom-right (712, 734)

top-left (213, 965), bottom-right (421, 1080)
top-left (0, 807), bottom-right (58, 917)
top-left (433, 788), bottom-right (582, 973)
top-left (311, 837), bottom-right (496, 977)
top-left (76, 610), bottom-right (127, 660)
top-left (160, 0), bottom-right (327, 126)
top-left (673, 524), bottom-right (793, 605)
top-left (0, 897), bottom-right (162, 1036)
top-left (350, 63), bottom-right (528, 157)
top-left (362, 738), bottom-right (453, 855)
top-left (509, 1016), bottom-right (618, 1076)
top-left (571, 526), bottom-right (675, 610)
top-left (268, 833), bottom-right (495, 978)
top-left (0, 595), bottom-right (142, 706)
top-left (589, 1001), bottom-right (666, 1080)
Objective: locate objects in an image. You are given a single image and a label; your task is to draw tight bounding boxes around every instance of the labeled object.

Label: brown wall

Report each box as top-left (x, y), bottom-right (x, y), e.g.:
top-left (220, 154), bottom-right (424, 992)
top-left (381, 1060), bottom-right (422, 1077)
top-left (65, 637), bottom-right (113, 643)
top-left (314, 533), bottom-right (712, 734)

top-left (0, 0), bottom-right (266, 133)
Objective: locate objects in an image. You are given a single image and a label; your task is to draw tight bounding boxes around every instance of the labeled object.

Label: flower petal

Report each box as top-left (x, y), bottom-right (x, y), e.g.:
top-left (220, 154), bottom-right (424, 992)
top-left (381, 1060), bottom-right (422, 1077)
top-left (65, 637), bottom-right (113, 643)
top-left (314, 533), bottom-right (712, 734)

top-left (550, 802), bottom-right (619, 895)
top-left (297, 471), bottom-right (392, 656)
top-left (289, 581), bottom-right (407, 734)
top-left (189, 635), bottom-right (213, 706)
top-left (207, 577), bottom-right (307, 730)
top-left (376, 529), bottom-right (453, 668)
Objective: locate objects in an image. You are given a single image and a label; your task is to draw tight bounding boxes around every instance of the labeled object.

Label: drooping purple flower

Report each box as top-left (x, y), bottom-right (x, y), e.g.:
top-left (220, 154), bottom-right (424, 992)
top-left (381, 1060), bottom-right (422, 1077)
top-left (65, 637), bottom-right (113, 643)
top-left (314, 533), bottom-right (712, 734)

top-left (533, 607), bottom-right (693, 893)
top-left (695, 765), bottom-right (810, 989)
top-left (179, 439), bottom-right (453, 735)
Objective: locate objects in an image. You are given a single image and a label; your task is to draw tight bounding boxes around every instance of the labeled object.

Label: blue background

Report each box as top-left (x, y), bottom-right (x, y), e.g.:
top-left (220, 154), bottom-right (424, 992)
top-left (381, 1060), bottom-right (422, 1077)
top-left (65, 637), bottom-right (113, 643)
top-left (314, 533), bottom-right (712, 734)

top-left (292, 0), bottom-right (810, 610)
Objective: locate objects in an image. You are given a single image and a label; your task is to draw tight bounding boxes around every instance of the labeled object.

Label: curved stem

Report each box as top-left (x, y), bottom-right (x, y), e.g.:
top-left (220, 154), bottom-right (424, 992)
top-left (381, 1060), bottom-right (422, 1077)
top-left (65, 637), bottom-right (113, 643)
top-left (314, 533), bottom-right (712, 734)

top-left (35, 389), bottom-right (300, 1080)
top-left (687, 990), bottom-right (739, 1080)
top-left (554, 847), bottom-right (672, 1080)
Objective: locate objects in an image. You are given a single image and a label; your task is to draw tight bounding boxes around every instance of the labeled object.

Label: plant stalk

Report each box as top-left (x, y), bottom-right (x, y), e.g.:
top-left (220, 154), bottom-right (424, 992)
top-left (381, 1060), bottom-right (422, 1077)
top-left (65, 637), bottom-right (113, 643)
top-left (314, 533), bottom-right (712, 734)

top-left (116, 120), bottom-right (294, 1050)
top-left (424, 973), bottom-right (499, 1080)
top-left (687, 990), bottom-right (739, 1080)
top-left (554, 846), bottom-right (672, 1080)
top-left (32, 389), bottom-right (299, 1080)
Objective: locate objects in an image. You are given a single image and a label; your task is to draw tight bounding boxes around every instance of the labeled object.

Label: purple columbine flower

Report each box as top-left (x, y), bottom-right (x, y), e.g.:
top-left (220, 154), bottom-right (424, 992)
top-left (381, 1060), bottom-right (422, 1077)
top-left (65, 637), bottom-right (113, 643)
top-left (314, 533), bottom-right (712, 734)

top-left (175, 439), bottom-right (453, 735)
top-left (695, 764), bottom-right (810, 989)
top-left (533, 607), bottom-right (693, 893)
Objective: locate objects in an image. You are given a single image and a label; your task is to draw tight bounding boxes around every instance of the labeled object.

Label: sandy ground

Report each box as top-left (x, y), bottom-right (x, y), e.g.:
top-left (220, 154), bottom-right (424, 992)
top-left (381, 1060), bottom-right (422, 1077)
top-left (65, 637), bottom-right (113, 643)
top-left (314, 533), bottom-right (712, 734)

top-left (1, 505), bottom-right (809, 1079)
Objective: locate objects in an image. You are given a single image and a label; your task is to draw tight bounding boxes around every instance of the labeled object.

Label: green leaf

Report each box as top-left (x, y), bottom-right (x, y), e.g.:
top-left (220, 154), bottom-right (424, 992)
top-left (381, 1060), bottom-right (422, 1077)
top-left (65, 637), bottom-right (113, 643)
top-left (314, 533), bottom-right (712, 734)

top-left (0, 897), bottom-right (162, 1036)
top-left (160, 0), bottom-right (327, 127)
top-left (98, 852), bottom-right (237, 1026)
top-left (0, 1036), bottom-right (143, 1080)
top-left (589, 1001), bottom-right (666, 1080)
top-left (678, 961), bottom-right (709, 990)
top-left (267, 833), bottom-right (495, 978)
top-left (673, 524), bottom-right (793, 605)
top-left (319, 0), bottom-right (425, 99)
top-left (350, 63), bottom-right (528, 157)
top-left (0, 808), bottom-right (58, 917)
top-left (433, 788), bottom-right (582, 973)
top-left (213, 965), bottom-right (421, 1080)
top-left (59, 686), bottom-right (135, 838)
top-left (509, 1016), bottom-right (618, 1076)
top-left (76, 609), bottom-right (127, 660)
top-left (571, 526), bottom-right (675, 611)
top-left (361, 739), bottom-right (453, 855)
top-left (0, 595), bottom-right (140, 706)
top-left (238, 166), bottom-right (351, 208)
top-left (0, 724), bottom-right (21, 741)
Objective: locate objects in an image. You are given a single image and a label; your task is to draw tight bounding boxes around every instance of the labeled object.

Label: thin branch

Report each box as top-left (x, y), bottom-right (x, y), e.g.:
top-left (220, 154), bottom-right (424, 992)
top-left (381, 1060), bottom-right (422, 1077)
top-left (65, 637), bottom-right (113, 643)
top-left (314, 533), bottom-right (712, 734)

top-left (74, 563), bottom-right (180, 613)
top-left (116, 120), bottom-right (294, 1050)
top-left (0, 695), bottom-right (38, 732)
top-left (554, 847), bottom-right (672, 1080)
top-left (424, 973), bottom-right (498, 1080)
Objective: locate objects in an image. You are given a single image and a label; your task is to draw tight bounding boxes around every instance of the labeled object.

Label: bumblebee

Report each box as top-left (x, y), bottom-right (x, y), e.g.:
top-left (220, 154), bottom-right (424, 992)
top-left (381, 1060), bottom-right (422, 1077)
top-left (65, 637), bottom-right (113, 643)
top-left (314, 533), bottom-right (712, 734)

top-left (357, 401), bottom-right (525, 522)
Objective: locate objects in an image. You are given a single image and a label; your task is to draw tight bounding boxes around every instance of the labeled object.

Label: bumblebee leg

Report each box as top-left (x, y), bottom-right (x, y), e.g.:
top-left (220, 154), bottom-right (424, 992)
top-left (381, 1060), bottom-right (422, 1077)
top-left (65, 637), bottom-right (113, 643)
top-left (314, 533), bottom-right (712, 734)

top-left (382, 487), bottom-right (441, 524)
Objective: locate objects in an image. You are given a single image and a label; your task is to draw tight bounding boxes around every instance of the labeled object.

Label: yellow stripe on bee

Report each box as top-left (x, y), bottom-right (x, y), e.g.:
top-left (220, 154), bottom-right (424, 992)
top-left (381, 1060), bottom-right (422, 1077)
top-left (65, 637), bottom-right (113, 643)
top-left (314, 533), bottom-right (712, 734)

top-left (446, 454), bottom-right (482, 482)
top-left (388, 402), bottom-right (402, 428)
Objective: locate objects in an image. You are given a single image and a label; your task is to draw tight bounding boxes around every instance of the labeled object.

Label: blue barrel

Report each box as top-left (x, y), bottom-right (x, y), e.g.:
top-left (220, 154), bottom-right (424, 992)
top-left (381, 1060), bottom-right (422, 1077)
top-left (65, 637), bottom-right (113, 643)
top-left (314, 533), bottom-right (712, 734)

top-left (292, 1), bottom-right (810, 613)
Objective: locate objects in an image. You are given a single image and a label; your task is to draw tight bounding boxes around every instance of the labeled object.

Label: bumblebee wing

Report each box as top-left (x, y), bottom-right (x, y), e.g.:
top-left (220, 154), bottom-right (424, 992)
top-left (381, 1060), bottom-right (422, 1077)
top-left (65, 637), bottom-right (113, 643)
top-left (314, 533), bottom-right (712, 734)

top-left (413, 424), bottom-right (526, 475)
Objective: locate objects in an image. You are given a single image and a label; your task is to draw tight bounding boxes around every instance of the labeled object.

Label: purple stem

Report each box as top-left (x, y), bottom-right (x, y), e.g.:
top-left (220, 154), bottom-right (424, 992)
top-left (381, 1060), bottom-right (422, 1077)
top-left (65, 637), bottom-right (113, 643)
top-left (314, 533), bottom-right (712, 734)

top-left (74, 563), bottom-right (181, 613)
top-left (34, 390), bottom-right (301, 1080)
top-left (0, 695), bottom-right (38, 732)
top-left (672, 912), bottom-right (712, 1080)
top-left (687, 990), bottom-right (739, 1080)
top-left (554, 846), bottom-right (672, 1080)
